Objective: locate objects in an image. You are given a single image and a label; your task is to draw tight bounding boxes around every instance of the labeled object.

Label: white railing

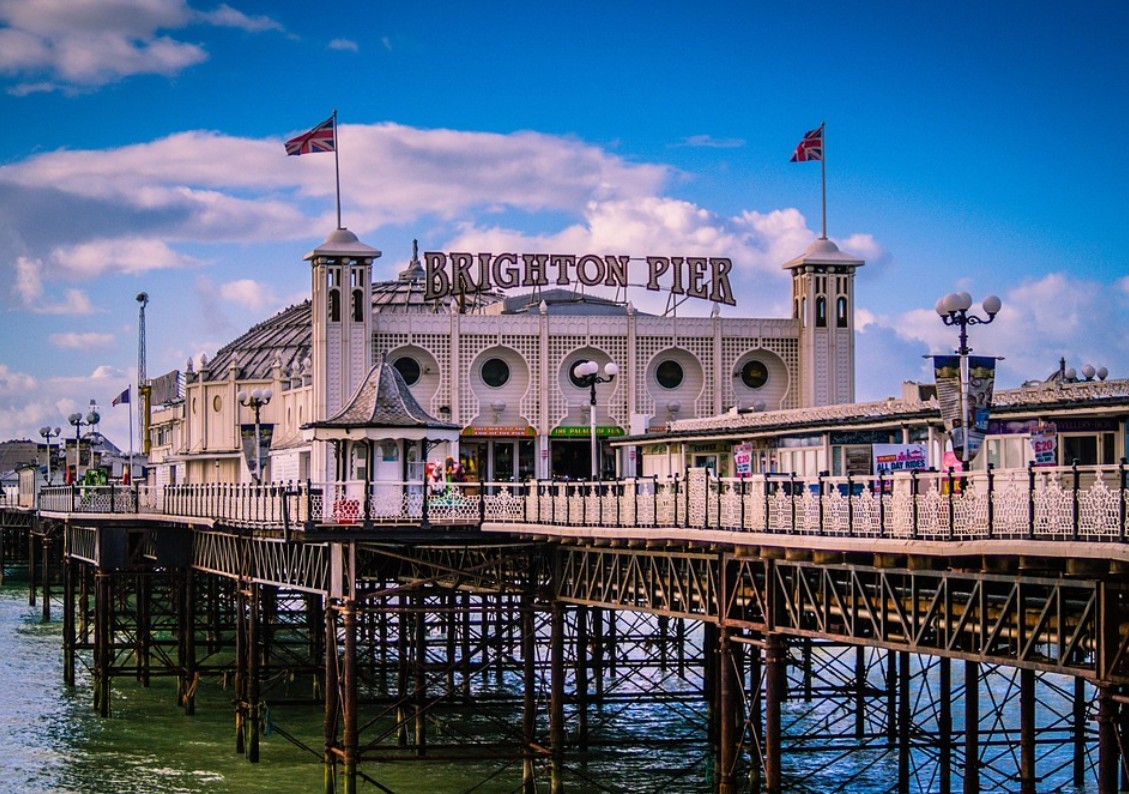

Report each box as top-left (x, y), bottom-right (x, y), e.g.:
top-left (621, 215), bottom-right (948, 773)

top-left (23, 464), bottom-right (1129, 542)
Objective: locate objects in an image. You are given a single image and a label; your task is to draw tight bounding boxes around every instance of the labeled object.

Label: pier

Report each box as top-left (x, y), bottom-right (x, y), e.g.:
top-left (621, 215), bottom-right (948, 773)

top-left (5, 463), bottom-right (1129, 792)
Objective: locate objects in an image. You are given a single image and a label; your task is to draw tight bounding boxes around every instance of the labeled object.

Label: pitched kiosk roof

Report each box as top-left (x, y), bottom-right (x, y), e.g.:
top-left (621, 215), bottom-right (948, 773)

top-left (303, 357), bottom-right (460, 441)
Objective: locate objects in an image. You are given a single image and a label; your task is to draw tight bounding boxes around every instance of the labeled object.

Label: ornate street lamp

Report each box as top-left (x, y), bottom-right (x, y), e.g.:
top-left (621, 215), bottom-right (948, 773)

top-left (38, 425), bottom-right (61, 484)
top-left (935, 291), bottom-right (1001, 468)
top-left (67, 406), bottom-right (100, 482)
top-left (572, 360), bottom-right (619, 480)
top-left (238, 388), bottom-right (273, 482)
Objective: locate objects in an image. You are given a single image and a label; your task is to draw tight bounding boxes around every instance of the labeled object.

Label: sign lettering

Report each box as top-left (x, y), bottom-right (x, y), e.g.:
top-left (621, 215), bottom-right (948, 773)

top-left (423, 252), bottom-right (737, 306)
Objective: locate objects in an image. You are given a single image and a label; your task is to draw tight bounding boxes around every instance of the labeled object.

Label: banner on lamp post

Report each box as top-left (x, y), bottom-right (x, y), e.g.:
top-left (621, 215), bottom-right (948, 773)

top-left (965, 355), bottom-right (997, 460)
top-left (933, 354), bottom-right (996, 461)
top-left (240, 423), bottom-right (274, 480)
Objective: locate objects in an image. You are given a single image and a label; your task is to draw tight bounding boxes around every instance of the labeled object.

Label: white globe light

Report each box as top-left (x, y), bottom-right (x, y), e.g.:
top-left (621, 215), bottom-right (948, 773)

top-left (982, 294), bottom-right (1002, 315)
top-left (1082, 364), bottom-right (1096, 380)
top-left (262, 388), bottom-right (273, 402)
top-left (1097, 366), bottom-right (1109, 380)
top-left (604, 362), bottom-right (619, 378)
top-left (953, 291), bottom-right (973, 312)
top-left (935, 297), bottom-right (949, 316)
top-left (237, 390), bottom-right (248, 402)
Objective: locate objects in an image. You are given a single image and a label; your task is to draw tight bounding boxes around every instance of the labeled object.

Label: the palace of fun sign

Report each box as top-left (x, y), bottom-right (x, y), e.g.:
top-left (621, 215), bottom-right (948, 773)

top-left (423, 252), bottom-right (737, 306)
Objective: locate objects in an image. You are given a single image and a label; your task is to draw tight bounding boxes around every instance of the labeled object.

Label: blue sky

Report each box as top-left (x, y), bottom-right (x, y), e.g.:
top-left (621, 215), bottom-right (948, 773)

top-left (2, 0), bottom-right (1127, 448)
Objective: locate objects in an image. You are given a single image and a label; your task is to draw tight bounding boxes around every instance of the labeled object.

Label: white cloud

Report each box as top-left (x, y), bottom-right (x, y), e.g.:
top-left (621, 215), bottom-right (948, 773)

top-left (329, 38), bottom-right (358, 52)
top-left (49, 331), bottom-right (116, 350)
top-left (52, 237), bottom-right (204, 278)
top-left (0, 363), bottom-right (38, 395)
top-left (0, 0), bottom-right (282, 92)
top-left (675, 135), bottom-right (746, 149)
top-left (219, 278), bottom-right (280, 313)
top-left (855, 271), bottom-right (1129, 400)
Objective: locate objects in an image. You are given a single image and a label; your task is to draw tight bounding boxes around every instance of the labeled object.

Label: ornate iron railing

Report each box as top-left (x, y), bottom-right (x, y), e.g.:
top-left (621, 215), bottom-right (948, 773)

top-left (31, 461), bottom-right (1129, 541)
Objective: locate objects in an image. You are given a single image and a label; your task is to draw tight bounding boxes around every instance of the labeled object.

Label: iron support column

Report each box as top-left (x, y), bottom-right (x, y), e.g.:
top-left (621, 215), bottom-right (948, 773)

top-left (550, 601), bottom-right (565, 794)
top-left (342, 600), bottom-right (358, 794)
top-left (963, 660), bottom-right (980, 794)
top-left (764, 633), bottom-right (785, 794)
top-left (1019, 667), bottom-right (1036, 794)
top-left (718, 626), bottom-right (738, 794)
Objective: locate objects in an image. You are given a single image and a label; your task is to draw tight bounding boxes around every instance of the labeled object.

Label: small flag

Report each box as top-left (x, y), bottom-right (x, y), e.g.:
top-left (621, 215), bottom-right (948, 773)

top-left (112, 387), bottom-right (130, 407)
top-left (790, 126), bottom-right (823, 162)
top-left (285, 116), bottom-right (336, 156)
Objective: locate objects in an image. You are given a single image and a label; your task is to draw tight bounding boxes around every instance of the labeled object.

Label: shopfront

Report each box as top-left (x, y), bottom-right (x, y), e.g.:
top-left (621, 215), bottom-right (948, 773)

top-left (459, 426), bottom-right (536, 483)
top-left (549, 425), bottom-right (624, 480)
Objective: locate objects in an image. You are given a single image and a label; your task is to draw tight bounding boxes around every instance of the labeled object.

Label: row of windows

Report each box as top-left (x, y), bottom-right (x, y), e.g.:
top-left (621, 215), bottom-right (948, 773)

top-left (393, 355), bottom-right (772, 391)
top-left (795, 296), bottom-right (850, 328)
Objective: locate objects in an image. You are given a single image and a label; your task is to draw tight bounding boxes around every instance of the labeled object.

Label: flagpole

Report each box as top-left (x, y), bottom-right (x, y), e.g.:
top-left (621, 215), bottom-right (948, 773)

top-left (820, 121), bottom-right (827, 239)
top-left (128, 386), bottom-right (134, 485)
top-left (333, 109), bottom-right (342, 229)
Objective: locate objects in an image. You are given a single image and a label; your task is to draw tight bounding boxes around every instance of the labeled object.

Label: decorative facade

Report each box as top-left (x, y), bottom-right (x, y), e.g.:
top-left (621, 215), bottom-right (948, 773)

top-left (147, 231), bottom-right (864, 486)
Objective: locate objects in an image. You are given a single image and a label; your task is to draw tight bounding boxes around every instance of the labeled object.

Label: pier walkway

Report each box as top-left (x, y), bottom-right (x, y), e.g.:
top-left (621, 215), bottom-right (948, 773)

top-left (7, 462), bottom-right (1129, 793)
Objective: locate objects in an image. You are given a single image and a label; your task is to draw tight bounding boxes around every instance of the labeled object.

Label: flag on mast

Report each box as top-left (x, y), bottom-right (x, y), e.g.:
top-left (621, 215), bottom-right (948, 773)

top-left (111, 386), bottom-right (130, 407)
top-left (790, 125), bottom-right (824, 162)
top-left (285, 111), bottom-right (344, 229)
top-left (791, 122), bottom-right (828, 238)
top-left (284, 116), bottom-right (336, 156)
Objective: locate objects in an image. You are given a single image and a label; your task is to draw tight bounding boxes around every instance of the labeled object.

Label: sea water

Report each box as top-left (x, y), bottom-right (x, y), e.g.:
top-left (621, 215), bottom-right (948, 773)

top-left (0, 585), bottom-right (1099, 793)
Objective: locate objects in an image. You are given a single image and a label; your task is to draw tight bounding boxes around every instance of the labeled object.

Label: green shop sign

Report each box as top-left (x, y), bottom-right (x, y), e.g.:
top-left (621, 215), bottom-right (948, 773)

top-left (550, 425), bottom-right (625, 439)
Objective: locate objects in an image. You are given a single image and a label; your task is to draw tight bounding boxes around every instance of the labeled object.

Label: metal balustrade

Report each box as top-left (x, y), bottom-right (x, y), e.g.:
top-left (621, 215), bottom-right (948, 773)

top-left (26, 461), bottom-right (1129, 541)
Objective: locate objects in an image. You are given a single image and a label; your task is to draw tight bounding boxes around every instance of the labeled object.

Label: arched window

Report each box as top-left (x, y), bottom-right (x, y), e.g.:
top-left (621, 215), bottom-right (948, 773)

top-left (836, 296), bottom-right (848, 328)
top-left (352, 288), bottom-right (364, 322)
top-left (328, 288), bottom-right (340, 322)
top-left (816, 296), bottom-right (827, 328)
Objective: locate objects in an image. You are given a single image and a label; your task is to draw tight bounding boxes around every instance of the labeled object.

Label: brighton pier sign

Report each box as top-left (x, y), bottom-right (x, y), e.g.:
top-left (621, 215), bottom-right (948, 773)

top-left (423, 252), bottom-right (736, 306)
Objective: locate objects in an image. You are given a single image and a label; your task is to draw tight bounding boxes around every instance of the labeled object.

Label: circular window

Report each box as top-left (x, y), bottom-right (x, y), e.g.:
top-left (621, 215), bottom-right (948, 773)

top-left (568, 359), bottom-right (591, 389)
top-left (393, 356), bottom-right (421, 386)
top-left (212, 394), bottom-right (222, 412)
top-left (655, 360), bottom-right (684, 389)
top-left (739, 359), bottom-right (769, 389)
top-left (481, 357), bottom-right (510, 388)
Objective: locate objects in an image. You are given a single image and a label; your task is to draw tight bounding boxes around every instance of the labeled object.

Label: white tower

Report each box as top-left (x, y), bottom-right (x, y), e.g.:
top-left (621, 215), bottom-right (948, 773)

top-left (782, 238), bottom-right (865, 407)
top-left (305, 227), bottom-right (381, 481)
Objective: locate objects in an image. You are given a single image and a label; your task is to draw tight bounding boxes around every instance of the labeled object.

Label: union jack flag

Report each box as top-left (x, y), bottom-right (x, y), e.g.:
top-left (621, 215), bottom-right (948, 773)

top-left (285, 116), bottom-right (336, 156)
top-left (790, 125), bottom-right (823, 162)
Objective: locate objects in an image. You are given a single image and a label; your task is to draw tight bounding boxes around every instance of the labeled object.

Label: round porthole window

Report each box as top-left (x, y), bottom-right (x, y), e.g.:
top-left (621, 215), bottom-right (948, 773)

top-left (739, 359), bottom-right (769, 389)
top-left (212, 394), bottom-right (222, 412)
top-left (393, 356), bottom-right (421, 386)
top-left (655, 360), bottom-right (684, 389)
top-left (481, 357), bottom-right (510, 388)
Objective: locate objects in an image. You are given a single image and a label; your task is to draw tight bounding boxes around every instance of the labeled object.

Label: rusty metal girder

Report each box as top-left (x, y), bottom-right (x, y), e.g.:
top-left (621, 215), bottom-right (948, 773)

top-left (192, 530), bottom-right (329, 593)
top-left (724, 557), bottom-right (1125, 680)
top-left (553, 546), bottom-right (721, 619)
top-left (352, 542), bottom-right (547, 601)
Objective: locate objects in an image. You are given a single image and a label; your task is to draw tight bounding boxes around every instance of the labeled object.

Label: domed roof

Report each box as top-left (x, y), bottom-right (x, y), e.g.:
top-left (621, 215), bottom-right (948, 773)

top-left (199, 301), bottom-right (312, 382)
top-left (781, 237), bottom-right (865, 270)
top-left (370, 240), bottom-right (503, 314)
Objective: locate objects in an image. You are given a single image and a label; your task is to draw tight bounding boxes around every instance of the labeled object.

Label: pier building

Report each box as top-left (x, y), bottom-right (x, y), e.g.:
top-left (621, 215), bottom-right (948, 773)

top-left (147, 230), bottom-right (864, 490)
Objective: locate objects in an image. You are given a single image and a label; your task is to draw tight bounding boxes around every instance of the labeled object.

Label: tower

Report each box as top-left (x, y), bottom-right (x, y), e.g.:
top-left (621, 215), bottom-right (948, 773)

top-left (305, 227), bottom-right (381, 480)
top-left (782, 238), bottom-right (864, 407)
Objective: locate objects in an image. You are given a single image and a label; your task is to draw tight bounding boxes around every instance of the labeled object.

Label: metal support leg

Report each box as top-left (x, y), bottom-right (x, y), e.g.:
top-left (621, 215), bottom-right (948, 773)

top-left (718, 626), bottom-right (737, 794)
top-left (1099, 685), bottom-right (1119, 794)
top-left (764, 633), bottom-right (785, 794)
top-left (550, 601), bottom-right (565, 794)
top-left (963, 660), bottom-right (980, 794)
top-left (1019, 667), bottom-right (1036, 794)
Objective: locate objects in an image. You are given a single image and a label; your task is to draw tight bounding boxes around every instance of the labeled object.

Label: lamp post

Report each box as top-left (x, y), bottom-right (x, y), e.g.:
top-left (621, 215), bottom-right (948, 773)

top-left (38, 425), bottom-right (61, 484)
top-left (238, 388), bottom-right (273, 483)
top-left (572, 360), bottom-right (619, 480)
top-left (67, 407), bottom-right (100, 482)
top-left (935, 291), bottom-right (1001, 469)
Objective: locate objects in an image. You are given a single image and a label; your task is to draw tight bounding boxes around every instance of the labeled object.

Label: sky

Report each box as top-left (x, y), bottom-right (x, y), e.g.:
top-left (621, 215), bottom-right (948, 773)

top-left (2, 0), bottom-right (1128, 450)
